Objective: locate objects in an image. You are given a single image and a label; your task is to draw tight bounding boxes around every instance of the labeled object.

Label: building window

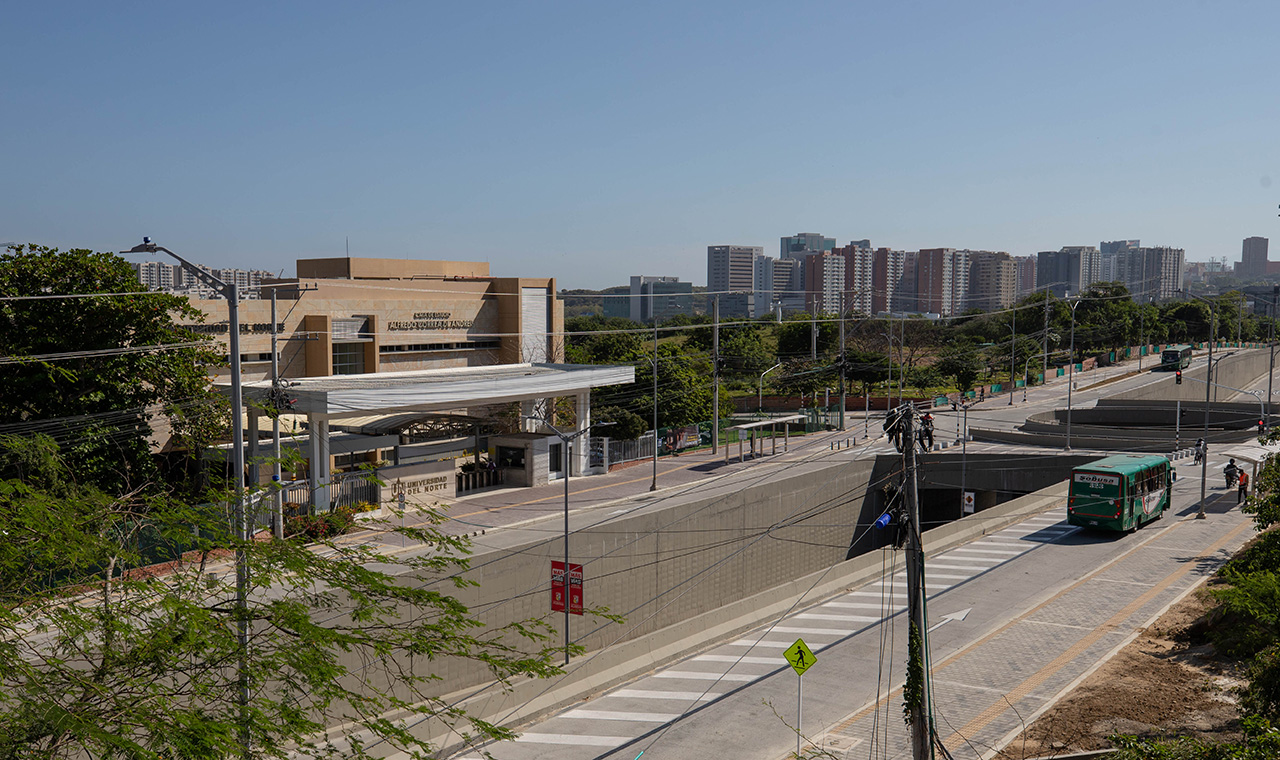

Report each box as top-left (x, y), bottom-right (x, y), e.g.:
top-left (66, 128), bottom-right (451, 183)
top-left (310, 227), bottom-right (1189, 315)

top-left (332, 343), bottom-right (365, 375)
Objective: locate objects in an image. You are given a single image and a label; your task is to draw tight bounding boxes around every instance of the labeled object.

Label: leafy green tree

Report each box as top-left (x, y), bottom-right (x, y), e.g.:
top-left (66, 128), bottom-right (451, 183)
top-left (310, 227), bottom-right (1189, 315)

top-left (775, 314), bottom-right (838, 361)
top-left (0, 434), bottom-right (569, 759)
top-left (936, 341), bottom-right (983, 394)
top-left (773, 359), bottom-right (834, 401)
top-left (843, 350), bottom-right (892, 395)
top-left (0, 245), bottom-right (222, 493)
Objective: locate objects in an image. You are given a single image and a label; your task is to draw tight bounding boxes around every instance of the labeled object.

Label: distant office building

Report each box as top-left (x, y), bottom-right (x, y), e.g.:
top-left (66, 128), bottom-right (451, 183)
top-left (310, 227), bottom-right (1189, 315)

top-left (967, 251), bottom-right (1016, 311)
top-left (1036, 247), bottom-right (1100, 298)
top-left (623, 276), bottom-right (692, 323)
top-left (1013, 255), bottom-right (1037, 296)
top-left (802, 252), bottom-right (846, 315)
top-left (707, 245), bottom-right (765, 318)
top-left (835, 242), bottom-right (875, 314)
top-left (780, 233), bottom-right (836, 260)
top-left (1238, 237), bottom-right (1269, 280)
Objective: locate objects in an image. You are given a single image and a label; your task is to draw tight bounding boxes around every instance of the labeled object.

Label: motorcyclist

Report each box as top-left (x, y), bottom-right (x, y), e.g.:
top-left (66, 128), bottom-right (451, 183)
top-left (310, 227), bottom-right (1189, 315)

top-left (921, 413), bottom-right (935, 449)
top-left (1224, 458), bottom-right (1240, 488)
top-left (1194, 438), bottom-right (1206, 465)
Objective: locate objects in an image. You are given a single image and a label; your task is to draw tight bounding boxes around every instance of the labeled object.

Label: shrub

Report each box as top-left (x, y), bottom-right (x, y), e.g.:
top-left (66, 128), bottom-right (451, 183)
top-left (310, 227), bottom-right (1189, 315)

top-left (285, 505), bottom-right (359, 542)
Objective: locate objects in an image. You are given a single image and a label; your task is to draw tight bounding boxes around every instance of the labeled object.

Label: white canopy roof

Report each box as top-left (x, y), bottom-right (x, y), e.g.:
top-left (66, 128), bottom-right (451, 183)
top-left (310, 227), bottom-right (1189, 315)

top-left (226, 363), bottom-right (635, 419)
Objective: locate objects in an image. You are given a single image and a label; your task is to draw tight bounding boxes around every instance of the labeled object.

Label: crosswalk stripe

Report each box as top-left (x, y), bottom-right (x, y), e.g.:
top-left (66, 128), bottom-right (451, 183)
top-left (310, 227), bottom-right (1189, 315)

top-left (948, 547), bottom-right (1024, 556)
top-left (516, 733), bottom-right (629, 746)
top-left (770, 625), bottom-right (857, 635)
top-left (796, 612), bottom-right (881, 622)
top-left (563, 709), bottom-right (679, 722)
top-left (694, 655), bottom-right (781, 664)
top-left (653, 671), bottom-right (759, 682)
top-left (825, 601), bottom-right (901, 610)
top-left (611, 689), bottom-right (720, 700)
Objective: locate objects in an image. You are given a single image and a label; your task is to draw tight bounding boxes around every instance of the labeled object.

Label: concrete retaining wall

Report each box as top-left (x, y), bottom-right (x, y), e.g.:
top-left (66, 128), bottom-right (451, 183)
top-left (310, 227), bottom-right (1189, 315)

top-left (1111, 348), bottom-right (1271, 404)
top-left (425, 479), bottom-right (1072, 752)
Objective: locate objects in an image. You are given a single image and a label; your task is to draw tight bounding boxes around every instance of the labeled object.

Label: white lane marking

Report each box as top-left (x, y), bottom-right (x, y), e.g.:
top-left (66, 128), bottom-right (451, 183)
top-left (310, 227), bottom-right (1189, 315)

top-left (694, 655), bottom-right (782, 665)
top-left (611, 689), bottom-right (720, 700)
top-left (563, 709), bottom-right (679, 722)
top-left (516, 733), bottom-right (629, 746)
top-left (770, 626), bottom-right (858, 635)
top-left (795, 613), bottom-right (881, 623)
top-left (654, 671), bottom-right (759, 682)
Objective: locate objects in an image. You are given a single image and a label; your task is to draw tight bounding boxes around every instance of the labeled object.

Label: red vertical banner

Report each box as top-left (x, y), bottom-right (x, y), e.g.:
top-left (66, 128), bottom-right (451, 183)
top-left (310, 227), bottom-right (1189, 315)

top-left (551, 561), bottom-right (566, 612)
top-left (567, 562), bottom-right (584, 615)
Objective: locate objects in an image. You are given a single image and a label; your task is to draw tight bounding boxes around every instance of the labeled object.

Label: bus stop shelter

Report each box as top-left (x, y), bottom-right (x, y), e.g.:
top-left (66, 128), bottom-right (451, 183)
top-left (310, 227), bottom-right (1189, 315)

top-left (726, 415), bottom-right (808, 462)
top-left (224, 363), bottom-right (634, 510)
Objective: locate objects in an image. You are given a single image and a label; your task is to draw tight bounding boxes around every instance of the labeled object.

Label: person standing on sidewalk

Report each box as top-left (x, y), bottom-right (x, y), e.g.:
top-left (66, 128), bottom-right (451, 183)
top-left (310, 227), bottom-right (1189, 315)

top-left (1238, 469), bottom-right (1250, 504)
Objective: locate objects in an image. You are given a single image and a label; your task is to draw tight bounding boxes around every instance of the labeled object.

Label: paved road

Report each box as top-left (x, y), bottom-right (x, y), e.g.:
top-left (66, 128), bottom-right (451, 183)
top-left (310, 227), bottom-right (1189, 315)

top-left (447, 450), bottom-right (1254, 760)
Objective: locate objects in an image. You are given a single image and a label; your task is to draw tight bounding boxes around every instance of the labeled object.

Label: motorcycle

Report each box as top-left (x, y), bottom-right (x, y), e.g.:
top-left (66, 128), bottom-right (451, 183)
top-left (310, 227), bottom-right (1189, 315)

top-left (1225, 469), bottom-right (1239, 489)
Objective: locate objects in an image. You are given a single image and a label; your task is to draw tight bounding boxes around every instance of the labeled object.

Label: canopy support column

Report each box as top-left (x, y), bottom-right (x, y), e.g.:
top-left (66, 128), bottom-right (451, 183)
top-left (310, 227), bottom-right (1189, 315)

top-left (308, 415), bottom-right (331, 513)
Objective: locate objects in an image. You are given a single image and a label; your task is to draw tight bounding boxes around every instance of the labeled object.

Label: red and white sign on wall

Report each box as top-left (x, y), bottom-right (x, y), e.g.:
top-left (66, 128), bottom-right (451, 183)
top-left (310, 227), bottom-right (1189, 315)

top-left (551, 561), bottom-right (584, 615)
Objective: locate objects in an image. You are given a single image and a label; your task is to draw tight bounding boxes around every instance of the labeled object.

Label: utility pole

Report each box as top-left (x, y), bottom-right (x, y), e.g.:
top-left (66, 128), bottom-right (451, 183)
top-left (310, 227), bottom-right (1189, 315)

top-left (903, 407), bottom-right (932, 760)
top-left (839, 296), bottom-right (846, 430)
top-left (1042, 290), bottom-right (1050, 382)
top-left (651, 316), bottom-right (658, 492)
top-left (1009, 305), bottom-right (1017, 405)
top-left (1268, 286), bottom-right (1278, 430)
top-left (270, 289), bottom-right (283, 539)
top-left (712, 296), bottom-right (720, 455)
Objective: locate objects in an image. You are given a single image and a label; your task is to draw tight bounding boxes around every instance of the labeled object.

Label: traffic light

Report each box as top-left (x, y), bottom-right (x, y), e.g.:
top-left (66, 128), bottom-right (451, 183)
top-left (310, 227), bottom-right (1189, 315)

top-left (1260, 420), bottom-right (1266, 434)
top-left (1175, 370), bottom-right (1182, 385)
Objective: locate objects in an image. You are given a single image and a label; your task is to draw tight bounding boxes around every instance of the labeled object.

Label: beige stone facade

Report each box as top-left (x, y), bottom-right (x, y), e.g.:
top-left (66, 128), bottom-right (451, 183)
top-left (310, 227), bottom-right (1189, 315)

top-left (183, 257), bottom-right (564, 382)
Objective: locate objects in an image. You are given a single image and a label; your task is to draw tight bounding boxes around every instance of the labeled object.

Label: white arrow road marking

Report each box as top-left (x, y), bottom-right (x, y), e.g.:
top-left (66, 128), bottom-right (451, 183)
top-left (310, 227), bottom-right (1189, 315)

top-left (928, 607), bottom-right (972, 633)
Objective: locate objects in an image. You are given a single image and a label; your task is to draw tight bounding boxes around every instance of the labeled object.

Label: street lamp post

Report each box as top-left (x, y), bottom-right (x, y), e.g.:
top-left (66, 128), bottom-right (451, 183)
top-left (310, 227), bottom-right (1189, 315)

top-left (759, 362), bottom-right (782, 414)
top-left (123, 237), bottom-right (251, 757)
top-left (525, 417), bottom-right (613, 665)
top-left (1178, 289), bottom-right (1216, 519)
top-left (1065, 296), bottom-right (1083, 451)
top-left (1009, 307), bottom-right (1017, 406)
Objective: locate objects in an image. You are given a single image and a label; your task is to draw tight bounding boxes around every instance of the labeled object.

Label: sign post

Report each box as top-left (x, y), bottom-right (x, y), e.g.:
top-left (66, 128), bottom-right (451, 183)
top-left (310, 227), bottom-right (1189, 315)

top-left (962, 491), bottom-right (975, 515)
top-left (783, 638), bottom-right (817, 757)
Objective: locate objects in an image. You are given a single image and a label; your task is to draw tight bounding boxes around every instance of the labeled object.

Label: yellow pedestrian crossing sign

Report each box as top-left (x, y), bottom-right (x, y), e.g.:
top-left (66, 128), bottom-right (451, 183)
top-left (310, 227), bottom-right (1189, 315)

top-left (783, 638), bottom-right (816, 676)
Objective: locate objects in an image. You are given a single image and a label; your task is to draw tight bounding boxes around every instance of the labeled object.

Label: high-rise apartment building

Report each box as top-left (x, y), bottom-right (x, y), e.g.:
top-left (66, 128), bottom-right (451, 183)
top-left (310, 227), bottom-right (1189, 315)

top-left (770, 257), bottom-right (803, 313)
top-left (871, 249), bottom-right (916, 314)
top-left (835, 242), bottom-right (874, 314)
top-left (802, 252), bottom-right (846, 315)
top-left (1099, 240), bottom-right (1140, 283)
top-left (1134, 246), bottom-right (1185, 301)
top-left (914, 248), bottom-right (971, 316)
top-left (1013, 255), bottom-right (1037, 296)
top-left (967, 251), bottom-right (1016, 311)
top-left (1239, 237), bottom-right (1269, 279)
top-left (1036, 247), bottom-right (1100, 298)
top-left (707, 245), bottom-right (764, 318)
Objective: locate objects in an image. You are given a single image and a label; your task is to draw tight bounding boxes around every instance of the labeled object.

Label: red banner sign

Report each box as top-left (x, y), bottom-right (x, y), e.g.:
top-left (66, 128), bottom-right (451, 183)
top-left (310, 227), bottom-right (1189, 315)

top-left (551, 561), bottom-right (584, 615)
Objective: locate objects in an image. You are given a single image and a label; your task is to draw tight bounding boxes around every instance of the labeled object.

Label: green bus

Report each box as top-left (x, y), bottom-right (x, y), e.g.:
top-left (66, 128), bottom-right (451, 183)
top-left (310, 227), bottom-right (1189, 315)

top-left (1159, 344), bottom-right (1193, 370)
top-left (1068, 454), bottom-right (1174, 532)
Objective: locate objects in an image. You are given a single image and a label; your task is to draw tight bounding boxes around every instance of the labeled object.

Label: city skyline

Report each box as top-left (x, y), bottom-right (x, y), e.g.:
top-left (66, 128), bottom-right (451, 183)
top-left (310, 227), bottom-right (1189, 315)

top-left (3, 2), bottom-right (1277, 289)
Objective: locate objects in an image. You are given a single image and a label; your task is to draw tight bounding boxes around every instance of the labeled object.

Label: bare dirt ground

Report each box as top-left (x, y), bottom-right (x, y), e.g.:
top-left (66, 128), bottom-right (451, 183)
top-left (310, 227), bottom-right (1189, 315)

top-left (995, 580), bottom-right (1246, 759)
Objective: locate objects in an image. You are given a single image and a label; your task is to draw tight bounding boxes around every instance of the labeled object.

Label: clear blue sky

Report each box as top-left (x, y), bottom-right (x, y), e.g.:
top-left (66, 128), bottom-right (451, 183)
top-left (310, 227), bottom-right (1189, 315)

top-left (3, 1), bottom-right (1277, 288)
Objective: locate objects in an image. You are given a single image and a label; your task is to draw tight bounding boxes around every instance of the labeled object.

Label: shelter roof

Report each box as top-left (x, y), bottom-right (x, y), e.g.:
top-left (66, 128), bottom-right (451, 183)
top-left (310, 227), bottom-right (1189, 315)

top-left (226, 363), bottom-right (634, 419)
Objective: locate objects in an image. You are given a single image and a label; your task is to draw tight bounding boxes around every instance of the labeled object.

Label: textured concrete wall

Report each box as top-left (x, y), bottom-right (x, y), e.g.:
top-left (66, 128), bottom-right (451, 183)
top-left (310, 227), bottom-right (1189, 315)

top-left (1111, 348), bottom-right (1270, 404)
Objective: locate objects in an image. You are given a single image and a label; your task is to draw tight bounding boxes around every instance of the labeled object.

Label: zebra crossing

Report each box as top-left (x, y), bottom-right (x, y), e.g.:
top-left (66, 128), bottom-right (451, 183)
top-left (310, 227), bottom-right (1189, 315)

top-left (451, 513), bottom-right (1080, 759)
